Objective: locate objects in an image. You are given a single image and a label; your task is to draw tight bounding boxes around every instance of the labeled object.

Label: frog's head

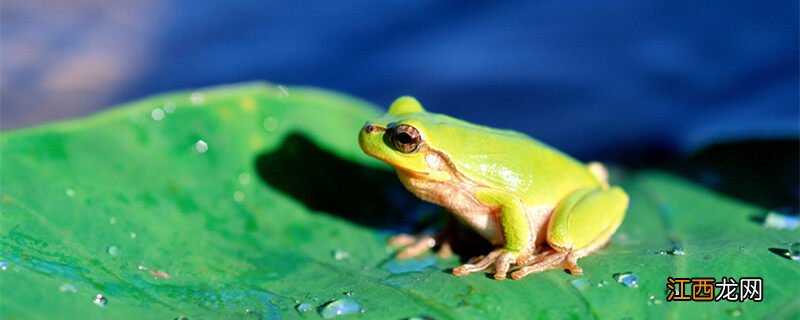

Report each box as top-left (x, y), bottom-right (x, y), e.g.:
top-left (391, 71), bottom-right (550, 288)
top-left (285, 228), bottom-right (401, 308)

top-left (359, 96), bottom-right (453, 181)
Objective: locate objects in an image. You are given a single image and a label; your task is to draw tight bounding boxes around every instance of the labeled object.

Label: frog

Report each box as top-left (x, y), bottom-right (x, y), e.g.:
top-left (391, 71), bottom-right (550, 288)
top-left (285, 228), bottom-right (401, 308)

top-left (358, 96), bottom-right (629, 280)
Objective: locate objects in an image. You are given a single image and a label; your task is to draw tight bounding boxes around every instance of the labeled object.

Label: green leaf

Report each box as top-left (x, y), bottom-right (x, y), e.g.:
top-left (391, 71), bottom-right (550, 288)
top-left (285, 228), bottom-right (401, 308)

top-left (1, 83), bottom-right (798, 319)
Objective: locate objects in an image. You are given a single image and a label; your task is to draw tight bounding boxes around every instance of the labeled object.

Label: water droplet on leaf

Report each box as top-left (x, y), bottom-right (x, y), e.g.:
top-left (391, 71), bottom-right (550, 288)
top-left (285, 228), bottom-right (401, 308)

top-left (0, 261), bottom-right (8, 271)
top-left (789, 242), bottom-right (800, 261)
top-left (107, 245), bottom-right (120, 257)
top-left (194, 140), bottom-right (209, 153)
top-left (65, 188), bottom-right (76, 197)
top-left (319, 297), bottom-right (362, 319)
top-left (763, 210), bottom-right (799, 230)
top-left (238, 172), bottom-right (251, 185)
top-left (613, 272), bottom-right (638, 288)
top-left (190, 92), bottom-right (205, 105)
top-left (233, 191), bottom-right (245, 202)
top-left (295, 303), bottom-right (313, 312)
top-left (333, 250), bottom-right (350, 261)
top-left (151, 108), bottom-right (165, 121)
top-left (163, 102), bottom-right (176, 113)
top-left (262, 117), bottom-right (278, 132)
top-left (570, 278), bottom-right (591, 291)
top-left (59, 283), bottom-right (77, 293)
top-left (93, 294), bottom-right (107, 307)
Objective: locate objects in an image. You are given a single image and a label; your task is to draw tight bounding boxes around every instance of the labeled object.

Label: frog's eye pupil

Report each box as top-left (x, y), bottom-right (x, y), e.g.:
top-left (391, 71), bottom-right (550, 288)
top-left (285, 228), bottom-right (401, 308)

top-left (390, 124), bottom-right (422, 153)
top-left (396, 132), bottom-right (413, 144)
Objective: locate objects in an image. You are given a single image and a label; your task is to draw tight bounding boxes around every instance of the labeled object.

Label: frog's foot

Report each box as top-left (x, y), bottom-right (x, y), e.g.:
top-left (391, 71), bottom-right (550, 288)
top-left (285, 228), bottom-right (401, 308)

top-left (452, 249), bottom-right (521, 280)
top-left (390, 232), bottom-right (453, 259)
top-left (510, 250), bottom-right (583, 280)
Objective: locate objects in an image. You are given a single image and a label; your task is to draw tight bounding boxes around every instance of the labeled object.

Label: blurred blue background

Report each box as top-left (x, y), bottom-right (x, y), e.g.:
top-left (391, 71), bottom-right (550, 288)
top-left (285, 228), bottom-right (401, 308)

top-left (2, 0), bottom-right (798, 162)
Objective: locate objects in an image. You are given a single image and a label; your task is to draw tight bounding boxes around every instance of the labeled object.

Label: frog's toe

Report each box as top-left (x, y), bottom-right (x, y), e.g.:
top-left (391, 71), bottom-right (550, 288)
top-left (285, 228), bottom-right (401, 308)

top-left (388, 233), bottom-right (418, 247)
top-left (452, 250), bottom-right (502, 276)
top-left (394, 234), bottom-right (436, 259)
top-left (492, 252), bottom-right (518, 280)
top-left (510, 251), bottom-right (582, 280)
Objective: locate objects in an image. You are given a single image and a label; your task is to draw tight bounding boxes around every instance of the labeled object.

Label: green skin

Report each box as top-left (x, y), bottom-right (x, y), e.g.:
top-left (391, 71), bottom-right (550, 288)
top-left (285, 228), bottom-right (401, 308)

top-left (358, 96), bottom-right (629, 280)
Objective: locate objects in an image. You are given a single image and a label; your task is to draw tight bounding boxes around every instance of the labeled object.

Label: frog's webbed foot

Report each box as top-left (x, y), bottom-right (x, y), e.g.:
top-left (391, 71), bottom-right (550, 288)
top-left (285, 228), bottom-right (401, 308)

top-left (389, 232), bottom-right (453, 259)
top-left (452, 249), bottom-right (522, 280)
top-left (510, 250), bottom-right (583, 280)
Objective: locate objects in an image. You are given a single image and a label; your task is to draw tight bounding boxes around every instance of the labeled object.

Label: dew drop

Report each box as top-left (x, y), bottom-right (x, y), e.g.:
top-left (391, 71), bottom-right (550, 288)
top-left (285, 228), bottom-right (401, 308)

top-left (319, 297), bottom-right (362, 319)
top-left (647, 294), bottom-right (663, 305)
top-left (238, 172), bottom-right (251, 185)
top-left (109, 217), bottom-right (116, 224)
top-left (332, 250), bottom-right (350, 261)
top-left (613, 272), bottom-right (638, 288)
top-left (728, 308), bottom-right (742, 317)
top-left (233, 191), bottom-right (245, 202)
top-left (107, 245), bottom-right (120, 257)
top-left (295, 303), bottom-right (313, 312)
top-left (789, 242), bottom-right (800, 261)
top-left (262, 117), bottom-right (278, 132)
top-left (194, 140), bottom-right (209, 153)
top-left (163, 102), bottom-right (177, 113)
top-left (130, 232), bottom-right (137, 239)
top-left (670, 247), bottom-right (685, 255)
top-left (151, 108), bottom-right (165, 121)
top-left (190, 91), bottom-right (205, 105)
top-left (65, 188), bottom-right (76, 197)
top-left (570, 278), bottom-right (591, 291)
top-left (59, 283), bottom-right (78, 293)
top-left (0, 261), bottom-right (8, 271)
top-left (763, 210), bottom-right (800, 230)
top-left (93, 294), bottom-right (108, 307)
top-left (174, 317), bottom-right (189, 320)
top-left (277, 85), bottom-right (289, 97)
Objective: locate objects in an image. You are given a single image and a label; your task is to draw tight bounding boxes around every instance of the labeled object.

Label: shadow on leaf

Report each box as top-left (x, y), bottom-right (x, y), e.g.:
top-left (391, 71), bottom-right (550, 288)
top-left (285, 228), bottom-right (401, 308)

top-left (767, 248), bottom-right (793, 260)
top-left (254, 133), bottom-right (432, 231)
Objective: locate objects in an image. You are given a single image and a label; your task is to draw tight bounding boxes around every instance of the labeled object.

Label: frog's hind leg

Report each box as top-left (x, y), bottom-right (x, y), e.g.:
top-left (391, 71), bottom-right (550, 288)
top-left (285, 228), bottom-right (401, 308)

top-left (510, 187), bottom-right (628, 280)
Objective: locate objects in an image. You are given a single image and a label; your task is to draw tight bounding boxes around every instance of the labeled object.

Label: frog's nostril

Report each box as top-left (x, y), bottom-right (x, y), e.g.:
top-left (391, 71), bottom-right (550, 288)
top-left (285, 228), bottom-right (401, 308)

top-left (364, 124), bottom-right (375, 133)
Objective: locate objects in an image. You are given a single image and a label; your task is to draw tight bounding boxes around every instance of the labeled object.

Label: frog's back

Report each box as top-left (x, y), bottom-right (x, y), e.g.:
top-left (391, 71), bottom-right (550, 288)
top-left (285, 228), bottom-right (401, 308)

top-left (415, 113), bottom-right (600, 205)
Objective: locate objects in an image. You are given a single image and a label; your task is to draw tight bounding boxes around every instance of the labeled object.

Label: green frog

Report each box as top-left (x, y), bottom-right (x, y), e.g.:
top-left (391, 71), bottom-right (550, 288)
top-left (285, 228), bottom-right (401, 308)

top-left (358, 97), bottom-right (628, 280)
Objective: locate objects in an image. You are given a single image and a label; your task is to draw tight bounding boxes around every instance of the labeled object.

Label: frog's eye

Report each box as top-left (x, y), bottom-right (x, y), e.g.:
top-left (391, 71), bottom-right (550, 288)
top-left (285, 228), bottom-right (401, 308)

top-left (389, 124), bottom-right (422, 153)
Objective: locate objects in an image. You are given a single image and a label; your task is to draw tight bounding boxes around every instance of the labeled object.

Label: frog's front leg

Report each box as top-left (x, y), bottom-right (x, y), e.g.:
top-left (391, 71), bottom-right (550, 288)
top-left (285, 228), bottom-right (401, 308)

top-left (452, 190), bottom-right (532, 280)
top-left (511, 186), bottom-right (628, 280)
